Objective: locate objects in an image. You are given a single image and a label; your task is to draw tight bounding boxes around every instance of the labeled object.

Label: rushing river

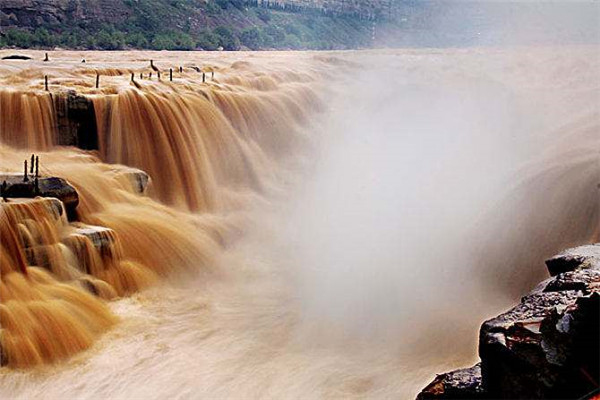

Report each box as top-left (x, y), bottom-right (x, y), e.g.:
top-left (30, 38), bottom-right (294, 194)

top-left (0, 47), bottom-right (599, 398)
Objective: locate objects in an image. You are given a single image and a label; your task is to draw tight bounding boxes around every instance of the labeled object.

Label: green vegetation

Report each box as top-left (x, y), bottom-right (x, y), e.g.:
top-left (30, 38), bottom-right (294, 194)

top-left (0, 0), bottom-right (378, 50)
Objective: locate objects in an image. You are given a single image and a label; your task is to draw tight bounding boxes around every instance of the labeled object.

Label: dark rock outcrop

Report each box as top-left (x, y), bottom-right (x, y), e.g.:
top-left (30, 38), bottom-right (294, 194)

top-left (0, 173), bottom-right (78, 215)
top-left (1, 54), bottom-right (31, 60)
top-left (417, 245), bottom-right (600, 400)
top-left (54, 90), bottom-right (98, 150)
top-left (417, 363), bottom-right (485, 399)
top-left (545, 244), bottom-right (600, 276)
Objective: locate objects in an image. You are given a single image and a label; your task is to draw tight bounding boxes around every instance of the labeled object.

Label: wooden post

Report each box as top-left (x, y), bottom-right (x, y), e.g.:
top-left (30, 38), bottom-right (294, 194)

top-left (30, 154), bottom-right (34, 174)
top-left (23, 160), bottom-right (29, 182)
top-left (35, 156), bottom-right (39, 178)
top-left (211, 71), bottom-right (214, 80)
top-left (169, 68), bottom-right (173, 81)
top-left (140, 72), bottom-right (143, 80)
top-left (43, 52), bottom-right (49, 62)
top-left (44, 75), bottom-right (48, 91)
top-left (179, 66), bottom-right (183, 73)
top-left (96, 74), bottom-right (100, 89)
top-left (202, 72), bottom-right (205, 83)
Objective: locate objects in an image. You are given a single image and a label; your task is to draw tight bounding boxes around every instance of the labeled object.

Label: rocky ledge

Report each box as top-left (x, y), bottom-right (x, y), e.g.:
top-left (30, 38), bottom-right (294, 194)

top-left (0, 172), bottom-right (79, 215)
top-left (417, 244), bottom-right (600, 400)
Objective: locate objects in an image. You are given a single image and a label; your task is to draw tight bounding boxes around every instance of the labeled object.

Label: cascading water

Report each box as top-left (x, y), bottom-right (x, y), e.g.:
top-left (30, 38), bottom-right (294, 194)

top-left (0, 47), bottom-right (598, 399)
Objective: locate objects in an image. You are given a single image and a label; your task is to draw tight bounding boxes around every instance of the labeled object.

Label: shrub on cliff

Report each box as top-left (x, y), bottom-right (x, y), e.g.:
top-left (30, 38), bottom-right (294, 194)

top-left (240, 27), bottom-right (263, 50)
top-left (214, 26), bottom-right (240, 50)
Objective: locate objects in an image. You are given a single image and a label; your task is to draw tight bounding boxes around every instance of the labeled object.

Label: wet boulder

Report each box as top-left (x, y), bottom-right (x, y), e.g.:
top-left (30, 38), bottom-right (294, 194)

top-left (109, 167), bottom-right (151, 194)
top-left (63, 223), bottom-right (120, 273)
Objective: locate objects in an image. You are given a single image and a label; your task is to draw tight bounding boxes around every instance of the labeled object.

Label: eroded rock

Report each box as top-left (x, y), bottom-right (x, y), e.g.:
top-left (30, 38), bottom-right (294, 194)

top-left (479, 290), bottom-right (587, 399)
top-left (418, 244), bottom-right (600, 399)
top-left (416, 363), bottom-right (485, 399)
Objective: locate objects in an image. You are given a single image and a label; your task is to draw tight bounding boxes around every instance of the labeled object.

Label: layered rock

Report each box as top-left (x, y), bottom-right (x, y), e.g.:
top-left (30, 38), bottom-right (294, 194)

top-left (417, 244), bottom-right (600, 399)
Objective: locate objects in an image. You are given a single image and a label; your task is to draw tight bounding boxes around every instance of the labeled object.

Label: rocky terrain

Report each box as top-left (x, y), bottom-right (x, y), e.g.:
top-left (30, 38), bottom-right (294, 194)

top-left (417, 245), bottom-right (600, 399)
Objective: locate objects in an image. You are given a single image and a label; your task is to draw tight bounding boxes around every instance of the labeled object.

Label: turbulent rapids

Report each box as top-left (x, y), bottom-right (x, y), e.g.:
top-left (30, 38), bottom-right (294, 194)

top-left (0, 47), bottom-right (599, 398)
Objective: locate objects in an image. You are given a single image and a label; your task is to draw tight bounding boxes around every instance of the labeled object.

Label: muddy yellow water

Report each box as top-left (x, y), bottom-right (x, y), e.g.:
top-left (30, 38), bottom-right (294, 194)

top-left (0, 47), bottom-right (599, 398)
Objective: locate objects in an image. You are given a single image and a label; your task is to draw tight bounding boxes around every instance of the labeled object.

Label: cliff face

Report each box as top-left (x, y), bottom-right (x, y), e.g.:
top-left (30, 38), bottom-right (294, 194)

top-left (0, 0), bottom-right (382, 50)
top-left (0, 0), bottom-right (131, 28)
top-left (257, 0), bottom-right (394, 18)
top-left (0, 0), bottom-right (390, 32)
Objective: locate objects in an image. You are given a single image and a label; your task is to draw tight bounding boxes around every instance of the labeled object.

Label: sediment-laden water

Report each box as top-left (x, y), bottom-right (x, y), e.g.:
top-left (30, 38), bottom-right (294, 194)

top-left (0, 47), bottom-right (598, 398)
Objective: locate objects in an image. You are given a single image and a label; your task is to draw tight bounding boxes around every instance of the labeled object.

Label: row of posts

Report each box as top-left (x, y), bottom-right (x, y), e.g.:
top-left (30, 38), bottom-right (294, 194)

top-left (44, 60), bottom-right (215, 91)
